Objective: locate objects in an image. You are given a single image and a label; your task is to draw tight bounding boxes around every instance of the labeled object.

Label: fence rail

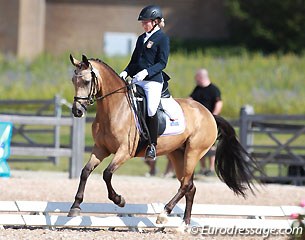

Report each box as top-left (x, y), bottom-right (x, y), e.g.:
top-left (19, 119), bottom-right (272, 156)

top-left (1, 98), bottom-right (305, 184)
top-left (239, 106), bottom-right (305, 185)
top-left (0, 97), bottom-right (83, 179)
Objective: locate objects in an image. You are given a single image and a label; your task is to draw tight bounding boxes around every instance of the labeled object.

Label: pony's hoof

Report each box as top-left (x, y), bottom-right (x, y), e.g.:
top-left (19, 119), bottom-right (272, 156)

top-left (174, 221), bottom-right (189, 234)
top-left (67, 208), bottom-right (80, 217)
top-left (156, 211), bottom-right (168, 224)
top-left (117, 196), bottom-right (126, 208)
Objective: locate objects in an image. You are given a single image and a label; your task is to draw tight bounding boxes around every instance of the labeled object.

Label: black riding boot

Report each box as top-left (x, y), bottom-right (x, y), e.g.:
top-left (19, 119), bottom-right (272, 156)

top-left (145, 113), bottom-right (158, 161)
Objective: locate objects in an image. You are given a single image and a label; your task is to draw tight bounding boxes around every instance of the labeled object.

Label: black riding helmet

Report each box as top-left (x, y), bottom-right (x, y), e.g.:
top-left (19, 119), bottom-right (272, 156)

top-left (138, 5), bottom-right (162, 21)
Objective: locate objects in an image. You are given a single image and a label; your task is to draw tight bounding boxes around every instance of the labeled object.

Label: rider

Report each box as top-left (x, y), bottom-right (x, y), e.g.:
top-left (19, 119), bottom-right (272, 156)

top-left (119, 5), bottom-right (170, 161)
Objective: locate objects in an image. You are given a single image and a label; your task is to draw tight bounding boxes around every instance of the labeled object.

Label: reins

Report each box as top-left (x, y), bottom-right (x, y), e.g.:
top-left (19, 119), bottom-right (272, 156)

top-left (73, 63), bottom-right (130, 109)
top-left (95, 84), bottom-right (129, 101)
top-left (73, 62), bottom-right (149, 139)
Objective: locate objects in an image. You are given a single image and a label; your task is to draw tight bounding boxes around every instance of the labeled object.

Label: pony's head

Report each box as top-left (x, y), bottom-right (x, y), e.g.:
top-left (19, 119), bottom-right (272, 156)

top-left (70, 54), bottom-right (100, 117)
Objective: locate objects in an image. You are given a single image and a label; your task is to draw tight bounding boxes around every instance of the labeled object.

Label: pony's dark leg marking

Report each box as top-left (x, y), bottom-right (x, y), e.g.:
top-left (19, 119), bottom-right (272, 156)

top-left (103, 153), bottom-right (130, 207)
top-left (103, 166), bottom-right (125, 207)
top-left (184, 181), bottom-right (196, 225)
top-left (68, 161), bottom-right (99, 216)
top-left (68, 146), bottom-right (108, 217)
top-left (156, 178), bottom-right (194, 225)
top-left (164, 176), bottom-right (194, 215)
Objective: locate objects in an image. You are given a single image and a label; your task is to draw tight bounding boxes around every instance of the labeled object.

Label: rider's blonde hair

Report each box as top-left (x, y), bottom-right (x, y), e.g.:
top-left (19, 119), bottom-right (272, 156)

top-left (154, 18), bottom-right (165, 28)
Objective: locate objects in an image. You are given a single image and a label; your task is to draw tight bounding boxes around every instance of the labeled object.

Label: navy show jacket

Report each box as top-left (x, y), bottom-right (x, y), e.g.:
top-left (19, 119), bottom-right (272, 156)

top-left (124, 29), bottom-right (170, 83)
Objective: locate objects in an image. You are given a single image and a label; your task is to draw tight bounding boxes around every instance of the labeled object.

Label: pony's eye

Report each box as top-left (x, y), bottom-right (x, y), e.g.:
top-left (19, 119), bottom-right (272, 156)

top-left (84, 80), bottom-right (90, 86)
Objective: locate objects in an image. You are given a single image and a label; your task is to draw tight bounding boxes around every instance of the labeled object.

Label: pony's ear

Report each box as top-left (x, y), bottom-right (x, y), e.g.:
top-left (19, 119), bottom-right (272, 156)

top-left (82, 54), bottom-right (90, 68)
top-left (70, 54), bottom-right (81, 67)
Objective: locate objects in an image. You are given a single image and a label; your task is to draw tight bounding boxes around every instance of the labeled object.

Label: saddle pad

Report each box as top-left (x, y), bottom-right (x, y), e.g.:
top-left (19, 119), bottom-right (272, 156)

top-left (160, 97), bottom-right (185, 136)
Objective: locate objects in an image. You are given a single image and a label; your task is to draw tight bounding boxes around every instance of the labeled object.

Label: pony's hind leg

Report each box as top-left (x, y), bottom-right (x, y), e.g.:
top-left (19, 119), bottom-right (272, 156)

top-left (184, 177), bottom-right (196, 225)
top-left (68, 146), bottom-right (109, 217)
top-left (157, 149), bottom-right (190, 224)
top-left (157, 148), bottom-right (207, 227)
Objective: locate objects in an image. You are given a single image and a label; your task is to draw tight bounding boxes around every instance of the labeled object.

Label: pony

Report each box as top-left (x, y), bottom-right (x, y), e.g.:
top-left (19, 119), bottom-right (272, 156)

top-left (67, 54), bottom-right (258, 227)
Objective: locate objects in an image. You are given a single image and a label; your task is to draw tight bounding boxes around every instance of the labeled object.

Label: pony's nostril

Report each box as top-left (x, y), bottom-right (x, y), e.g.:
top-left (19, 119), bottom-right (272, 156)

top-left (72, 107), bottom-right (83, 117)
top-left (77, 109), bottom-right (83, 116)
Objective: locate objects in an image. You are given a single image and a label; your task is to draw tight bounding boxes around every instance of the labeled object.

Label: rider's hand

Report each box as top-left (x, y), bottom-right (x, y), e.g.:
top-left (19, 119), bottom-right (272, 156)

top-left (119, 71), bottom-right (128, 80)
top-left (133, 69), bottom-right (148, 82)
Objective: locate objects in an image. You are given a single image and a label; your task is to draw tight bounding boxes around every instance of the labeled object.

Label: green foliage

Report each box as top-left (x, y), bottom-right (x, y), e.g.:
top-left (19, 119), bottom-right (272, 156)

top-left (226, 0), bottom-right (305, 53)
top-left (170, 39), bottom-right (248, 57)
top-left (167, 51), bottom-right (305, 117)
top-left (1, 51), bottom-right (305, 118)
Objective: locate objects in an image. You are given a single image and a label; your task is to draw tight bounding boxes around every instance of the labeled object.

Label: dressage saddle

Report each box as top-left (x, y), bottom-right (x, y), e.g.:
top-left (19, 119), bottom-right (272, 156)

top-left (129, 82), bottom-right (171, 155)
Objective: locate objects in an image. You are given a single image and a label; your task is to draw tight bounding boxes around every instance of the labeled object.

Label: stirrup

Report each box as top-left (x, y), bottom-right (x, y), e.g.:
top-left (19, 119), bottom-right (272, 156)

top-left (145, 144), bottom-right (156, 161)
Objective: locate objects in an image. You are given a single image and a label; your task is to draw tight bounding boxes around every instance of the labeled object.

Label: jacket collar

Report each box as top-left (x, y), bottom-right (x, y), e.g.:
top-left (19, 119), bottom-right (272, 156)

top-left (144, 26), bottom-right (160, 42)
top-left (144, 29), bottom-right (162, 44)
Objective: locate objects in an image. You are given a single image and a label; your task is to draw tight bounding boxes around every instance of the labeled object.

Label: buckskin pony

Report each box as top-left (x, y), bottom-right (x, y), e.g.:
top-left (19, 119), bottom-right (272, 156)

top-left (68, 54), bottom-right (258, 227)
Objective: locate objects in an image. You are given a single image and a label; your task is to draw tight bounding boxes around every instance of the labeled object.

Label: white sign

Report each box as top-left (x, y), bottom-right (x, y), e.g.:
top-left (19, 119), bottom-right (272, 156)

top-left (104, 32), bottom-right (137, 56)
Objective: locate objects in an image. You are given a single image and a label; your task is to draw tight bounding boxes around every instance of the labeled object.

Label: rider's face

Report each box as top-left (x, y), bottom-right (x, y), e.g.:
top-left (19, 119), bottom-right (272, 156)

top-left (141, 20), bottom-right (154, 32)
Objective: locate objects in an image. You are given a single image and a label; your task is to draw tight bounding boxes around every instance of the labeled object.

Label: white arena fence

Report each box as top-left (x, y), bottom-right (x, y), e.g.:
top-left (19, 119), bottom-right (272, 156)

top-left (0, 201), bottom-right (304, 233)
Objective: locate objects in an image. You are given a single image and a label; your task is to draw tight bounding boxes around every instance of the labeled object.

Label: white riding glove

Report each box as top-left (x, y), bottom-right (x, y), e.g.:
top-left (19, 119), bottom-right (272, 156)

top-left (119, 71), bottom-right (128, 80)
top-left (133, 69), bottom-right (148, 82)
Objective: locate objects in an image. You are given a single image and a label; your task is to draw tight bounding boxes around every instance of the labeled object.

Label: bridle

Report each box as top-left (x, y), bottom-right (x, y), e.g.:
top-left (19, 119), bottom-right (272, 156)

top-left (73, 64), bottom-right (129, 111)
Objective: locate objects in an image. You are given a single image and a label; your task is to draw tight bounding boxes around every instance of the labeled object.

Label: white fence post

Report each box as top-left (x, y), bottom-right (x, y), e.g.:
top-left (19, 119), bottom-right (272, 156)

top-left (53, 95), bottom-right (62, 165)
top-left (69, 117), bottom-right (85, 179)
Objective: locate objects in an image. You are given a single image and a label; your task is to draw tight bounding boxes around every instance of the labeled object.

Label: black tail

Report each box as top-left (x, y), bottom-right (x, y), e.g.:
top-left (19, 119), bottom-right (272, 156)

top-left (214, 115), bottom-right (259, 197)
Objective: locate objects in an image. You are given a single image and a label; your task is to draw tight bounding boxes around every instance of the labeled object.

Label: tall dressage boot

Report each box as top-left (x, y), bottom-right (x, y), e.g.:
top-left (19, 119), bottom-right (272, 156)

top-left (145, 113), bottom-right (159, 161)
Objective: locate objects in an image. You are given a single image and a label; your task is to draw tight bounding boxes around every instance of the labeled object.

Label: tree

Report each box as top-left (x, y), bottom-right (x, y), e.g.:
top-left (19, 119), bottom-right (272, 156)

top-left (226, 0), bottom-right (305, 53)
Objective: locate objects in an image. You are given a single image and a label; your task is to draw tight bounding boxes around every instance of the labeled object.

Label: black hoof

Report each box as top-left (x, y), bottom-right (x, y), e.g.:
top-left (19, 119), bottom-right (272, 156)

top-left (67, 208), bottom-right (80, 217)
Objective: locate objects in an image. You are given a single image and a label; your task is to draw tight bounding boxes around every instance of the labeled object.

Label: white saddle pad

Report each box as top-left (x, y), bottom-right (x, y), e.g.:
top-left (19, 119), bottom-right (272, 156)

top-left (161, 97), bottom-right (186, 136)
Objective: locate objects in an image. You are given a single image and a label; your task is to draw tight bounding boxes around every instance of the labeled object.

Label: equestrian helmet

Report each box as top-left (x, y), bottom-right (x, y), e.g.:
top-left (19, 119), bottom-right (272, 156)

top-left (138, 5), bottom-right (162, 21)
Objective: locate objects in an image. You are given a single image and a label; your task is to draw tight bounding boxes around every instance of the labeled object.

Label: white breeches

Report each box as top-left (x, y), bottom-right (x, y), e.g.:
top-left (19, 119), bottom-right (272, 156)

top-left (135, 80), bottom-right (163, 116)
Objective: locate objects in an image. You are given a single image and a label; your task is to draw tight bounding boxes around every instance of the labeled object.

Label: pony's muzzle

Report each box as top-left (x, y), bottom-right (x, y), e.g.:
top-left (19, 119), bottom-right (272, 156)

top-left (72, 101), bottom-right (86, 118)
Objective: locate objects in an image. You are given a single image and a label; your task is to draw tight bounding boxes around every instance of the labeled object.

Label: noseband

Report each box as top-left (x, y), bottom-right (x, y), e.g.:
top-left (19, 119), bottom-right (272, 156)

top-left (73, 64), bottom-right (129, 111)
top-left (73, 66), bottom-right (98, 111)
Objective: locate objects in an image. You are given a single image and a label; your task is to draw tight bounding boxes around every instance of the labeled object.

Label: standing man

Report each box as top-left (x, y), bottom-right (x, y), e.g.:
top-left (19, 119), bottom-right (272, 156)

top-left (189, 68), bottom-right (223, 176)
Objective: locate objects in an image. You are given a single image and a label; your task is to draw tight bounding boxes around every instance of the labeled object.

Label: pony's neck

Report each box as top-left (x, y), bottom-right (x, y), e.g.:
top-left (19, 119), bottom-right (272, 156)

top-left (91, 61), bottom-right (128, 119)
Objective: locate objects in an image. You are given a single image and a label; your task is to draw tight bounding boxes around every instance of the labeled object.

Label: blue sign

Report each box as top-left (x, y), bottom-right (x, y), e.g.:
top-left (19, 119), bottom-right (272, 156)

top-left (0, 122), bottom-right (13, 177)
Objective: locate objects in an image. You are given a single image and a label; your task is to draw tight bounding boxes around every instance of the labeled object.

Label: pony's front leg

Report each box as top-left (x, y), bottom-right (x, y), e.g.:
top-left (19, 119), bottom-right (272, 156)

top-left (103, 151), bottom-right (130, 207)
top-left (68, 146), bottom-right (109, 217)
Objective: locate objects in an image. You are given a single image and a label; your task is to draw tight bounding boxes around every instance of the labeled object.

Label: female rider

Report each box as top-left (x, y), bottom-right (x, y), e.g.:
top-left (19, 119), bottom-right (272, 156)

top-left (119, 5), bottom-right (170, 161)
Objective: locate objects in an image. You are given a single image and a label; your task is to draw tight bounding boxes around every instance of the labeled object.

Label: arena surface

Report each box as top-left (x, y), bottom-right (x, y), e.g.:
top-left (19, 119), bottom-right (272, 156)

top-left (0, 170), bottom-right (303, 239)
